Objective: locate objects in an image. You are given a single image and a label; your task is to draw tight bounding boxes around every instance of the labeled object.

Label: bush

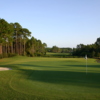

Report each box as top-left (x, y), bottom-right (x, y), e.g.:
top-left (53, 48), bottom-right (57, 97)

top-left (0, 54), bottom-right (3, 59)
top-left (2, 53), bottom-right (8, 58)
top-left (8, 53), bottom-right (17, 57)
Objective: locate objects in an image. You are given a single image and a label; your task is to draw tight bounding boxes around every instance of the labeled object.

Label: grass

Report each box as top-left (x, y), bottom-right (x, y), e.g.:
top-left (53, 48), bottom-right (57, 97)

top-left (46, 52), bottom-right (70, 55)
top-left (0, 56), bottom-right (100, 100)
top-left (46, 52), bottom-right (71, 58)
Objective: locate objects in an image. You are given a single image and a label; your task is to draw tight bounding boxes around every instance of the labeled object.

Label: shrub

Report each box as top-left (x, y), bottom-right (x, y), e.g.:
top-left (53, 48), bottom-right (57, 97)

top-left (2, 53), bottom-right (8, 58)
top-left (0, 54), bottom-right (3, 59)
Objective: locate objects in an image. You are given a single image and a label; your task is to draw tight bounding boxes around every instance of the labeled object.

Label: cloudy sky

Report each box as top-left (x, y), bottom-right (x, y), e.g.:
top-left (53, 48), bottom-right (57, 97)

top-left (1, 0), bottom-right (100, 48)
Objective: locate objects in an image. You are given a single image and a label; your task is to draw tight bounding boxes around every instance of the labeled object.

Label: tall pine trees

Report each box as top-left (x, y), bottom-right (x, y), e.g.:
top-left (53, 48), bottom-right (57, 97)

top-left (0, 18), bottom-right (47, 58)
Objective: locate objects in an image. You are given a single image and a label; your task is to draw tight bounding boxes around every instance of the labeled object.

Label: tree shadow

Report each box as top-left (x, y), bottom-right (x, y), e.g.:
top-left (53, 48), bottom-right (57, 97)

top-left (63, 64), bottom-right (100, 68)
top-left (16, 67), bottom-right (100, 89)
top-left (1, 63), bottom-right (100, 89)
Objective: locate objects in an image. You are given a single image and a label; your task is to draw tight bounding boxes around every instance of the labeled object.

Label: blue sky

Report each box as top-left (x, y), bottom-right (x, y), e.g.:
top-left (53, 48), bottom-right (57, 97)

top-left (1, 0), bottom-right (100, 48)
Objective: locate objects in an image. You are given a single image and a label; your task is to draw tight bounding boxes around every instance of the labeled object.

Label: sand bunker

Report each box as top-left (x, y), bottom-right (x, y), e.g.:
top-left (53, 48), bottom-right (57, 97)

top-left (0, 67), bottom-right (12, 71)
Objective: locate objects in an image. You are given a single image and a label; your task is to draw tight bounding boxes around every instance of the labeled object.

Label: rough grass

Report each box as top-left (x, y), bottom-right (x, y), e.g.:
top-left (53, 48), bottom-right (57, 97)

top-left (0, 56), bottom-right (100, 100)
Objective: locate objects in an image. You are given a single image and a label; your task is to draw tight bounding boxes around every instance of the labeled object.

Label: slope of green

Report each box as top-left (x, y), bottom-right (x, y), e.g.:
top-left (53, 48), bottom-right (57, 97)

top-left (0, 56), bottom-right (100, 100)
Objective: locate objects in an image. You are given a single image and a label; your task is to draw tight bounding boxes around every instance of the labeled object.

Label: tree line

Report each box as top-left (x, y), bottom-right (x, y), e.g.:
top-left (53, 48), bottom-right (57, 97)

top-left (0, 18), bottom-right (47, 58)
top-left (72, 37), bottom-right (100, 58)
top-left (46, 46), bottom-right (72, 53)
top-left (46, 38), bottom-right (100, 58)
top-left (0, 18), bottom-right (99, 58)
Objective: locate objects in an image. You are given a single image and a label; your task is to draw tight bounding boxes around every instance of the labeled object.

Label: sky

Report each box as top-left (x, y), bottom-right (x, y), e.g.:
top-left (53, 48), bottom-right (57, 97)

top-left (0, 0), bottom-right (100, 48)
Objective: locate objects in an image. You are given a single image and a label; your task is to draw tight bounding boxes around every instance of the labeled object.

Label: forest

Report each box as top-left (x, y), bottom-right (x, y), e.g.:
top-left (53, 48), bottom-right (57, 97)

top-left (0, 18), bottom-right (100, 58)
top-left (46, 38), bottom-right (100, 58)
top-left (72, 37), bottom-right (100, 58)
top-left (46, 46), bottom-right (72, 53)
top-left (0, 18), bottom-right (47, 58)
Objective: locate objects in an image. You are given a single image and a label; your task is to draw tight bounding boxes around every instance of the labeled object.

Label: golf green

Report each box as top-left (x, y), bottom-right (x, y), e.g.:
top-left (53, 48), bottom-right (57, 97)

top-left (0, 56), bottom-right (100, 100)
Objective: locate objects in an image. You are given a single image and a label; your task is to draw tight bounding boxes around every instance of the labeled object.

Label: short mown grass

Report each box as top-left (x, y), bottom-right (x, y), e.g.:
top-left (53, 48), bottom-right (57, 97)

top-left (45, 52), bottom-right (71, 58)
top-left (0, 56), bottom-right (100, 100)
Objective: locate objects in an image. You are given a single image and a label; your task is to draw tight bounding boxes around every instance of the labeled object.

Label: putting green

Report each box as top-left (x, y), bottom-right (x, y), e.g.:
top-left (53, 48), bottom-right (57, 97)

top-left (0, 56), bottom-right (100, 100)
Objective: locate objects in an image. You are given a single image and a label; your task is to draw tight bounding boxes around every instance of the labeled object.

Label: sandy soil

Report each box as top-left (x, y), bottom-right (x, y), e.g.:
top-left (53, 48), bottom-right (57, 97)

top-left (0, 67), bottom-right (12, 71)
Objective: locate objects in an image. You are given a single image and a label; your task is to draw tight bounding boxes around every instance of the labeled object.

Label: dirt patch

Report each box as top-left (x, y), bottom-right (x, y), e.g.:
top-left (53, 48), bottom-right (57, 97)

top-left (0, 67), bottom-right (12, 71)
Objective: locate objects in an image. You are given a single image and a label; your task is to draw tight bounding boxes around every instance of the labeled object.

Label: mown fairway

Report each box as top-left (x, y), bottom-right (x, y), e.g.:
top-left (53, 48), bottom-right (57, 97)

top-left (0, 56), bottom-right (100, 100)
top-left (46, 52), bottom-right (70, 58)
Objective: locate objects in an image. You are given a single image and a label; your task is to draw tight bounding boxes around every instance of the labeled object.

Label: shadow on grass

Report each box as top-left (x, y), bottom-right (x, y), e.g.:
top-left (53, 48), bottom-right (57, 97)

top-left (23, 70), bottom-right (100, 88)
top-left (1, 64), bottom-right (100, 88)
top-left (16, 67), bottom-right (100, 89)
top-left (63, 64), bottom-right (100, 68)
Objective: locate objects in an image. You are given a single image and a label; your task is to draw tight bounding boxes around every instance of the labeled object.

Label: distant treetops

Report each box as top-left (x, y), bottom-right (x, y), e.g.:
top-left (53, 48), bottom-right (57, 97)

top-left (46, 38), bottom-right (100, 58)
top-left (0, 18), bottom-right (47, 58)
top-left (72, 37), bottom-right (100, 58)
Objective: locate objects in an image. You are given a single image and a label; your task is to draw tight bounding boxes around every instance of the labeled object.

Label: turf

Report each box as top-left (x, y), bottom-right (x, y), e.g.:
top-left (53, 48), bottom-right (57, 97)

top-left (0, 56), bottom-right (100, 100)
top-left (46, 52), bottom-right (70, 57)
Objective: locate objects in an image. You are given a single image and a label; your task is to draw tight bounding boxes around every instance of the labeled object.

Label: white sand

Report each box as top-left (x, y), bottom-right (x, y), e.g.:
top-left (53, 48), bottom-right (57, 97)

top-left (0, 67), bottom-right (11, 71)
